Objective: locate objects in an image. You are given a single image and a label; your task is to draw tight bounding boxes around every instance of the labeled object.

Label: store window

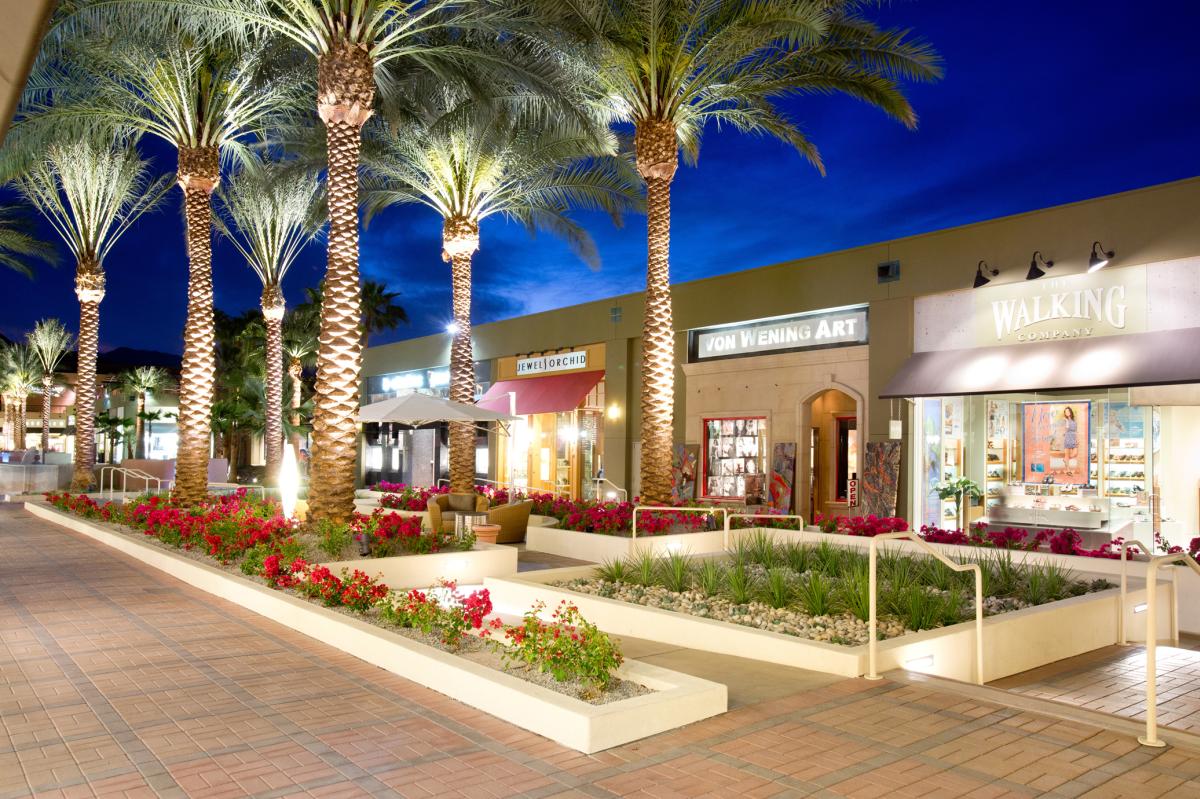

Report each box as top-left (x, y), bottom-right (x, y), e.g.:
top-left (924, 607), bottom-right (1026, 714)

top-left (912, 389), bottom-right (1196, 551)
top-left (702, 417), bottom-right (767, 501)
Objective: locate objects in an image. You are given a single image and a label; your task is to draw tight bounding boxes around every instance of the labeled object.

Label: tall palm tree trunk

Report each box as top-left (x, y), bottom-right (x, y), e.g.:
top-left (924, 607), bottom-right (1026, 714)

top-left (71, 259), bottom-right (104, 490)
top-left (635, 120), bottom-right (678, 505)
top-left (17, 398), bottom-right (27, 449)
top-left (134, 393), bottom-right (146, 459)
top-left (308, 42), bottom-right (374, 524)
top-left (41, 375), bottom-right (53, 453)
top-left (262, 287), bottom-right (285, 485)
top-left (174, 146), bottom-right (220, 505)
top-left (3, 396), bottom-right (11, 449)
top-left (288, 358), bottom-right (303, 452)
top-left (444, 217), bottom-right (479, 494)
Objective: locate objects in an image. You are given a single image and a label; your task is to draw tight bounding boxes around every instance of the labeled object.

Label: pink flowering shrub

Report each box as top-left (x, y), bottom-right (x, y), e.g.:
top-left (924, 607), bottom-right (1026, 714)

top-left (812, 513), bottom-right (908, 537)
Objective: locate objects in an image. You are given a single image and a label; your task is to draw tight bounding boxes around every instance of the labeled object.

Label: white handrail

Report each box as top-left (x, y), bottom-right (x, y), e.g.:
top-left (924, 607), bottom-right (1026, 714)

top-left (1137, 552), bottom-right (1200, 748)
top-left (99, 465), bottom-right (168, 498)
top-left (722, 513), bottom-right (805, 549)
top-left (866, 532), bottom-right (985, 686)
top-left (1120, 539), bottom-right (1152, 646)
top-left (591, 477), bottom-right (628, 502)
top-left (630, 506), bottom-right (726, 551)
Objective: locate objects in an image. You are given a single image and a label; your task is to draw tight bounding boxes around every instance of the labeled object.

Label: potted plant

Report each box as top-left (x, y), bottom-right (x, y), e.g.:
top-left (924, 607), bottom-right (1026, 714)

top-left (472, 521), bottom-right (501, 546)
top-left (935, 477), bottom-right (983, 532)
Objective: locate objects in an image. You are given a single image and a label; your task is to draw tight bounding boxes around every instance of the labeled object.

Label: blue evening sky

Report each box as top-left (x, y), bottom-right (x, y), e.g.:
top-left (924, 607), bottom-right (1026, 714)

top-left (3, 0), bottom-right (1200, 351)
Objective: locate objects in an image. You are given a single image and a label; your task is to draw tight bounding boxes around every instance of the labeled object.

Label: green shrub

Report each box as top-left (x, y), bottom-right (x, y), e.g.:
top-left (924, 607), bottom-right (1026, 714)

top-left (812, 541), bottom-right (843, 576)
top-left (836, 568), bottom-right (871, 621)
top-left (597, 557), bottom-right (629, 583)
top-left (781, 541), bottom-right (811, 574)
top-left (925, 557), bottom-right (958, 591)
top-left (315, 518), bottom-right (351, 558)
top-left (658, 551), bottom-right (694, 593)
top-left (696, 559), bottom-right (725, 597)
top-left (879, 551), bottom-right (921, 591)
top-left (991, 551), bottom-right (1022, 596)
top-left (745, 531), bottom-right (779, 569)
top-left (725, 561), bottom-right (754, 604)
top-left (895, 585), bottom-right (944, 631)
top-left (796, 572), bottom-right (833, 616)
top-left (630, 551), bottom-right (657, 587)
top-left (761, 568), bottom-right (793, 609)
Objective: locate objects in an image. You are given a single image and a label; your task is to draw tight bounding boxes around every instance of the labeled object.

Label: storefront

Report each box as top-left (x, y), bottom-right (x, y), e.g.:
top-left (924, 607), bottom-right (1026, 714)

top-left (477, 343), bottom-right (606, 499)
top-left (884, 258), bottom-right (1200, 549)
top-left (682, 305), bottom-right (870, 519)
top-left (360, 363), bottom-right (490, 488)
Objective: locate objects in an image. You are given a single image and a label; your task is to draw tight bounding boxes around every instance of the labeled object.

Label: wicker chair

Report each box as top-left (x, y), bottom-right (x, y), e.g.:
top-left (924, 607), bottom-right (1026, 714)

top-left (427, 493), bottom-right (489, 533)
top-left (486, 500), bottom-right (534, 544)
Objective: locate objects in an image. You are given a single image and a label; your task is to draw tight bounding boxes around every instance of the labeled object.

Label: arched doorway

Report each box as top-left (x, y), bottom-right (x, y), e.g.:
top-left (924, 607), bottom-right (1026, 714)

top-left (801, 388), bottom-right (860, 523)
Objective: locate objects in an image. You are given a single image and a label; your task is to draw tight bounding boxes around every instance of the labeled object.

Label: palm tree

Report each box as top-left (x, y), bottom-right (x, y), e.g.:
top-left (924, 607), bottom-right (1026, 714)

top-left (0, 207), bottom-right (56, 278)
top-left (11, 134), bottom-right (170, 489)
top-left (215, 157), bottom-right (323, 483)
top-left (282, 326), bottom-right (317, 451)
top-left (538, 0), bottom-right (940, 502)
top-left (0, 344), bottom-right (42, 450)
top-left (359, 281), bottom-right (408, 346)
top-left (119, 366), bottom-right (171, 458)
top-left (22, 28), bottom-right (303, 504)
top-left (363, 88), bottom-right (640, 492)
top-left (26, 319), bottom-right (75, 453)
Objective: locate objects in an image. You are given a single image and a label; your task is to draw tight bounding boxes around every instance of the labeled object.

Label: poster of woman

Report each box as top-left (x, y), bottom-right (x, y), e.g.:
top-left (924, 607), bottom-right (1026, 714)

top-left (1023, 401), bottom-right (1090, 485)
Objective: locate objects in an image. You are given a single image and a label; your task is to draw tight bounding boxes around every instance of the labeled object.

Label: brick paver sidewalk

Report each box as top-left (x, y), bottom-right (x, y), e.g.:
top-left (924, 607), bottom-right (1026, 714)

top-left (3, 503), bottom-right (1200, 798)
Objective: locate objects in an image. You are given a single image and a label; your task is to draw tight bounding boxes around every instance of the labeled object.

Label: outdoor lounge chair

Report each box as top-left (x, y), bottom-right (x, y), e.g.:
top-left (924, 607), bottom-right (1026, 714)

top-left (486, 500), bottom-right (534, 544)
top-left (427, 493), bottom-right (489, 533)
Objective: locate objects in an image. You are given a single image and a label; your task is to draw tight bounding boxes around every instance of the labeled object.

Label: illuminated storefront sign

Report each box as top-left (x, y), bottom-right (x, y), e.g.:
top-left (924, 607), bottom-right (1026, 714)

top-left (379, 368), bottom-right (453, 393)
top-left (516, 350), bottom-right (588, 375)
top-left (687, 305), bottom-right (868, 362)
top-left (975, 266), bottom-right (1146, 345)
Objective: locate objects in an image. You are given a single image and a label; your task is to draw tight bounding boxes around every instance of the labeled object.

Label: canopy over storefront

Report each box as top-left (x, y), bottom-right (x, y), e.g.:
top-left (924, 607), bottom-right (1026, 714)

top-left (477, 370), bottom-right (605, 416)
top-left (880, 327), bottom-right (1200, 398)
top-left (357, 393), bottom-right (515, 426)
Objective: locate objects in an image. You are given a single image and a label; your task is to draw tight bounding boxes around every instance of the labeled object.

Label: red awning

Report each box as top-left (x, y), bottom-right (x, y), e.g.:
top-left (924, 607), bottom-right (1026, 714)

top-left (477, 370), bottom-right (604, 416)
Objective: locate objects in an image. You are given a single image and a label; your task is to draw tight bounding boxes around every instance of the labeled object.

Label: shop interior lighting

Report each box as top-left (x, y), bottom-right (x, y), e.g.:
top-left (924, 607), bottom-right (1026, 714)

top-left (1088, 241), bottom-right (1115, 273)
top-left (973, 260), bottom-right (999, 289)
top-left (1026, 251), bottom-right (1054, 280)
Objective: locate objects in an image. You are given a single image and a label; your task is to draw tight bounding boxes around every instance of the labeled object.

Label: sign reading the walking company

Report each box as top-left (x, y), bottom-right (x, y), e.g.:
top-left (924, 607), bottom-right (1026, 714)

top-left (516, 350), bottom-right (588, 375)
top-left (688, 305), bottom-right (868, 362)
top-left (975, 266), bottom-right (1146, 345)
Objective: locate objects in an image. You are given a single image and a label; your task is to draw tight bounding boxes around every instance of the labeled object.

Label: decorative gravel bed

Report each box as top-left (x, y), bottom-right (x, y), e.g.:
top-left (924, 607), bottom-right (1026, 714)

top-left (552, 534), bottom-right (1115, 647)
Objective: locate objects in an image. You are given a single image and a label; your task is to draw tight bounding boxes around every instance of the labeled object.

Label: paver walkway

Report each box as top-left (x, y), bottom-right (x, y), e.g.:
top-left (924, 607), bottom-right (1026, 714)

top-left (993, 637), bottom-right (1200, 734)
top-left (4, 503), bottom-right (1200, 798)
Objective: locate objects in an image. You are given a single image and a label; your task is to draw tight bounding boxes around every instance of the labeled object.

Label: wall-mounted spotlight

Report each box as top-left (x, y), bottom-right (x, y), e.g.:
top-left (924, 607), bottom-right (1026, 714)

top-left (445, 321), bottom-right (460, 335)
top-left (1026, 251), bottom-right (1054, 280)
top-left (1088, 241), bottom-right (1115, 273)
top-left (973, 260), bottom-right (999, 289)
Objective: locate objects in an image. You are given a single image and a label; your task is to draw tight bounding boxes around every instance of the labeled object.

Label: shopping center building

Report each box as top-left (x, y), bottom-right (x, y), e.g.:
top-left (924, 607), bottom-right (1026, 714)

top-left (361, 176), bottom-right (1200, 549)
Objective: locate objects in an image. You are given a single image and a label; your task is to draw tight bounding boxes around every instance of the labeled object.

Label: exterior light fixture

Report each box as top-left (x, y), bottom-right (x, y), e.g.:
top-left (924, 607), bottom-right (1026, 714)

top-left (973, 260), bottom-right (999, 289)
top-left (1026, 251), bottom-right (1054, 280)
top-left (1134, 602), bottom-right (1148, 614)
top-left (906, 654), bottom-right (935, 669)
top-left (356, 533), bottom-right (371, 556)
top-left (445, 321), bottom-right (459, 335)
top-left (1088, 241), bottom-right (1115, 273)
top-left (606, 402), bottom-right (622, 420)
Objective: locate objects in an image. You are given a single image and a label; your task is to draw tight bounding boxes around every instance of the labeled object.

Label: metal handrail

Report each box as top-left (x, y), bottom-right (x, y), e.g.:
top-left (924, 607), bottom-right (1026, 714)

top-left (631, 505), bottom-right (727, 548)
top-left (591, 477), bottom-right (628, 502)
top-left (866, 532), bottom-right (985, 685)
top-left (99, 465), bottom-right (171, 498)
top-left (1120, 539), bottom-right (1153, 646)
top-left (722, 513), bottom-right (805, 549)
top-left (1137, 552), bottom-right (1200, 748)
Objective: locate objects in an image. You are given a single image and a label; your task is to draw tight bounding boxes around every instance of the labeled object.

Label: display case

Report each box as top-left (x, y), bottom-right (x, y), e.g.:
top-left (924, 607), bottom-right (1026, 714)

top-left (987, 488), bottom-right (1110, 530)
top-left (703, 417), bottom-right (767, 500)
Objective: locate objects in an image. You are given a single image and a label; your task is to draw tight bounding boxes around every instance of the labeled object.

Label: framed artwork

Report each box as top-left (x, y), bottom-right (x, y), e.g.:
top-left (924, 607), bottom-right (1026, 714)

top-left (702, 416), bottom-right (767, 498)
top-left (768, 442), bottom-right (796, 512)
top-left (1022, 401), bottom-right (1091, 485)
top-left (671, 443), bottom-right (699, 502)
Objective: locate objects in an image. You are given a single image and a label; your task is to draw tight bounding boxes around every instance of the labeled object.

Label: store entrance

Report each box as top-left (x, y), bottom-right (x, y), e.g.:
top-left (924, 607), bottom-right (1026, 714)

top-left (803, 389), bottom-right (859, 522)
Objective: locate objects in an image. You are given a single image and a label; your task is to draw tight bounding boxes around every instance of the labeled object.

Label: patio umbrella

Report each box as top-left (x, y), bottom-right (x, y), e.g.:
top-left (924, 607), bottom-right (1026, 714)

top-left (357, 392), bottom-right (516, 427)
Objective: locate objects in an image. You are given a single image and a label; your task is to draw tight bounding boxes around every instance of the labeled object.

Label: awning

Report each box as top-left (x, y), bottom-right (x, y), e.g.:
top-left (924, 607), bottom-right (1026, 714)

top-left (880, 328), bottom-right (1200, 398)
top-left (477, 370), bottom-right (604, 416)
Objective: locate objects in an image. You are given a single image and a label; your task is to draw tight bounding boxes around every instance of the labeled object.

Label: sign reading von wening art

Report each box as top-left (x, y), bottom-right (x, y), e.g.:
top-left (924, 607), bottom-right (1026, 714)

top-left (688, 306), bottom-right (868, 362)
top-left (975, 266), bottom-right (1146, 345)
top-left (516, 350), bottom-right (588, 375)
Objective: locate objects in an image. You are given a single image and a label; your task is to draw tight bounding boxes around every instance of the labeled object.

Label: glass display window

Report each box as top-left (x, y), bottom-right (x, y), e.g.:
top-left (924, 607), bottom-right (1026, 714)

top-left (702, 416), bottom-right (767, 500)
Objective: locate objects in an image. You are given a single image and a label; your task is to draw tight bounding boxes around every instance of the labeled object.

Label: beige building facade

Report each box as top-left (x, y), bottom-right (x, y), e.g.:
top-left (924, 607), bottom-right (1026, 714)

top-left (362, 177), bottom-right (1200, 534)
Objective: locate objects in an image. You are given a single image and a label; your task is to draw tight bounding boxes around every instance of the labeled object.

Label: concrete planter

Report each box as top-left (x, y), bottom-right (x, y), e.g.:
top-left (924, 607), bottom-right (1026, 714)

top-left (486, 562), bottom-right (1173, 684)
top-left (524, 523), bottom-right (809, 563)
top-left (325, 543), bottom-right (517, 589)
top-left (25, 502), bottom-right (727, 753)
top-left (797, 526), bottom-right (1200, 634)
